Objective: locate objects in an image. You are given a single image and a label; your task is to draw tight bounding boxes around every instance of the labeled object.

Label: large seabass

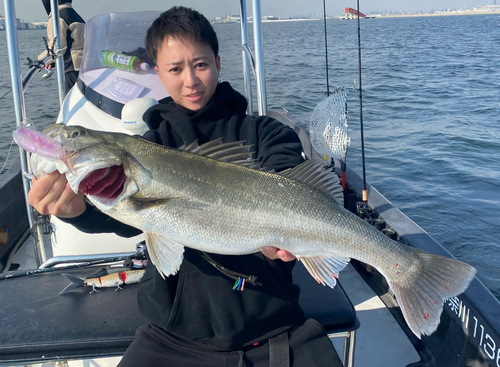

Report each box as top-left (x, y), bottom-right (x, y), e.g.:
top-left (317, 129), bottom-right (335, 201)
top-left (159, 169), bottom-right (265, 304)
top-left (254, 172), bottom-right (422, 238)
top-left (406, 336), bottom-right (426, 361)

top-left (15, 124), bottom-right (476, 339)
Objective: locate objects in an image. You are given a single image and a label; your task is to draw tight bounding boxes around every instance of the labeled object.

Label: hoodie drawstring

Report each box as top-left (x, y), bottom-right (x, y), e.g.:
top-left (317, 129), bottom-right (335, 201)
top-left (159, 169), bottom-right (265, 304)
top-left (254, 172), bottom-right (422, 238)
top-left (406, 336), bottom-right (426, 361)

top-left (237, 350), bottom-right (246, 367)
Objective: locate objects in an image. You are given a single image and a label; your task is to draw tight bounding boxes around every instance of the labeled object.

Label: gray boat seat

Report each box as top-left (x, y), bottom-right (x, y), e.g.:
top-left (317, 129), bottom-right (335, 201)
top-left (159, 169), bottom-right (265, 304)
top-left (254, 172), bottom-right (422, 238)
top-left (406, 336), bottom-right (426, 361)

top-left (0, 266), bottom-right (148, 365)
top-left (0, 262), bottom-right (358, 366)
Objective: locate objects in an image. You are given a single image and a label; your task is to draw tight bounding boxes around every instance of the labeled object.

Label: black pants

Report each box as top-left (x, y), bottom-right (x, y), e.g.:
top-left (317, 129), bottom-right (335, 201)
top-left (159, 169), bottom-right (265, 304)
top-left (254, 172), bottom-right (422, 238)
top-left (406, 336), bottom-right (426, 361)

top-left (118, 319), bottom-right (342, 367)
top-left (65, 70), bottom-right (78, 95)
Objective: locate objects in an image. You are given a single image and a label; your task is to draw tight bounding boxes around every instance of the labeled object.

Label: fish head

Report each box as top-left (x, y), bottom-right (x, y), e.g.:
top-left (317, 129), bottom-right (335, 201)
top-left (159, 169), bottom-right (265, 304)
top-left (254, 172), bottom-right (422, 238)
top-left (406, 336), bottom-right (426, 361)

top-left (43, 124), bottom-right (138, 208)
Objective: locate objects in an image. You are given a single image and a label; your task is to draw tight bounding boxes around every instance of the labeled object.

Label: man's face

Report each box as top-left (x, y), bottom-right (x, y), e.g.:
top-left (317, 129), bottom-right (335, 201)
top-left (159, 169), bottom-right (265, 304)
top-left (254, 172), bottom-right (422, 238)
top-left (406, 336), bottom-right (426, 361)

top-left (154, 37), bottom-right (220, 111)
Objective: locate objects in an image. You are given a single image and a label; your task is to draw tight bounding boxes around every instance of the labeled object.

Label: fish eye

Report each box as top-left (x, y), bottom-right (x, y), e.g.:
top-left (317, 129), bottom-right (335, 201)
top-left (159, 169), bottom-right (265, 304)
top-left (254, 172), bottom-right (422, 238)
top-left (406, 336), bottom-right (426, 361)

top-left (70, 130), bottom-right (84, 138)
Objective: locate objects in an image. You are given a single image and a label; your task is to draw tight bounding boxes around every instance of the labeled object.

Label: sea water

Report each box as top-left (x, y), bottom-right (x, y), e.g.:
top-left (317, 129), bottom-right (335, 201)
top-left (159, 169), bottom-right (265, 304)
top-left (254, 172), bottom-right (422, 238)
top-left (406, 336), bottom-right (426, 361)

top-left (0, 14), bottom-right (499, 299)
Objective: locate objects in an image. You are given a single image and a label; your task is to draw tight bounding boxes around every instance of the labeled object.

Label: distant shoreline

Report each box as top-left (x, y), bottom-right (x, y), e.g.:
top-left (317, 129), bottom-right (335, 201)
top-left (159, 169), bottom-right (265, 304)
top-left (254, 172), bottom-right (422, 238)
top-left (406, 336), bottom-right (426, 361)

top-left (6, 9), bottom-right (500, 29)
top-left (376, 10), bottom-right (500, 18)
top-left (258, 10), bottom-right (500, 23)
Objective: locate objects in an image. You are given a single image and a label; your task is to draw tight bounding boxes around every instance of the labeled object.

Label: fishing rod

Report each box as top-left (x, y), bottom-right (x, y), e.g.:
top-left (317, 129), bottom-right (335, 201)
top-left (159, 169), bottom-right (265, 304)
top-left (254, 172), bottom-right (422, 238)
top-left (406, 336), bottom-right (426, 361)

top-left (313, 1), bottom-right (349, 192)
top-left (323, 0), bottom-right (330, 96)
top-left (0, 89), bottom-right (12, 99)
top-left (356, 0), bottom-right (369, 207)
top-left (0, 256), bottom-right (139, 281)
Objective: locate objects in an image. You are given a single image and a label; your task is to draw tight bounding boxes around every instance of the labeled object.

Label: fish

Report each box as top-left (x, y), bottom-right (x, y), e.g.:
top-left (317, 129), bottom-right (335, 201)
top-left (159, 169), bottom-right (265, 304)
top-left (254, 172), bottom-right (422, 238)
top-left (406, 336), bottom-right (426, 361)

top-left (60, 269), bottom-right (146, 294)
top-left (14, 123), bottom-right (476, 338)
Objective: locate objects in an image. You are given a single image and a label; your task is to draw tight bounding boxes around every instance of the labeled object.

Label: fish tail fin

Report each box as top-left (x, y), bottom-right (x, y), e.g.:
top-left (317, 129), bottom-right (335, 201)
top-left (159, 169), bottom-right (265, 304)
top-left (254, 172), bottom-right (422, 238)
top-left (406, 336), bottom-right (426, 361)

top-left (297, 255), bottom-right (351, 288)
top-left (59, 273), bottom-right (85, 295)
top-left (388, 247), bottom-right (476, 339)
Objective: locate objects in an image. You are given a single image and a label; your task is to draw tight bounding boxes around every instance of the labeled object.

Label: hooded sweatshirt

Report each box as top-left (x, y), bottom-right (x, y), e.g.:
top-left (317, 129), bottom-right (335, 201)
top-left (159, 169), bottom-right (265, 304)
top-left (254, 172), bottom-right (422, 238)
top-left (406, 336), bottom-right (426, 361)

top-left (137, 82), bottom-right (307, 350)
top-left (39, 0), bottom-right (85, 72)
top-left (62, 82), bottom-right (307, 350)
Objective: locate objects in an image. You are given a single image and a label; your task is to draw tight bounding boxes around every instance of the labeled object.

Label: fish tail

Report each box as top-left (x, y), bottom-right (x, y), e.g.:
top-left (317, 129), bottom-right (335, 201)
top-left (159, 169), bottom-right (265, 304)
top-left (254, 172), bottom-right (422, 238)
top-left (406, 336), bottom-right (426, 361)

top-left (388, 247), bottom-right (476, 338)
top-left (59, 273), bottom-right (85, 294)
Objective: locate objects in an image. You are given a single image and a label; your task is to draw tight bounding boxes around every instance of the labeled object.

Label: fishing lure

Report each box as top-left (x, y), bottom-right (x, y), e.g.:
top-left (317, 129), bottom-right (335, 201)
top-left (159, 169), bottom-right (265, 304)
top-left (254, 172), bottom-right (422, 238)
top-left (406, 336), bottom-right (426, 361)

top-left (12, 126), bottom-right (72, 173)
top-left (60, 269), bottom-right (145, 294)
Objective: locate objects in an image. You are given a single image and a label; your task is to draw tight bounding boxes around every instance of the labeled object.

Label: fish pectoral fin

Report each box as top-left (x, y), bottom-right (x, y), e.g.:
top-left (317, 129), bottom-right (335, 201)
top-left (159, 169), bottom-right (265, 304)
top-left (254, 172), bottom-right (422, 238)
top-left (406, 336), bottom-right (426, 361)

top-left (297, 255), bottom-right (350, 288)
top-left (145, 233), bottom-right (185, 279)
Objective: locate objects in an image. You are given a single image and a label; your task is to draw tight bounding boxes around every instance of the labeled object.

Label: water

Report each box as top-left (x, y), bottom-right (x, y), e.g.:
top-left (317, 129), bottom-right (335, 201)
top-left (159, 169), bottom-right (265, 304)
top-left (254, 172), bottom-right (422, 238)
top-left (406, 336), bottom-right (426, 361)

top-left (1, 15), bottom-right (499, 299)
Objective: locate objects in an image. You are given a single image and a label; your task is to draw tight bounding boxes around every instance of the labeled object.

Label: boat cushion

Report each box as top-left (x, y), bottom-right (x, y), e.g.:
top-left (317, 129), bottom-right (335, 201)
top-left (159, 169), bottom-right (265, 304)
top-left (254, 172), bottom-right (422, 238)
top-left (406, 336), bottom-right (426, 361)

top-left (0, 262), bottom-right (358, 364)
top-left (0, 266), bottom-right (148, 364)
top-left (293, 261), bottom-right (359, 333)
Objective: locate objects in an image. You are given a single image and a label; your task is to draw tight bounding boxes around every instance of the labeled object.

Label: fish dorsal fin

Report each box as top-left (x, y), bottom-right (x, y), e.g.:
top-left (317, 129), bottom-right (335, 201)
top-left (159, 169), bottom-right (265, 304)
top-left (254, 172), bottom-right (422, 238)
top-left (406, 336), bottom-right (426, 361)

top-left (279, 160), bottom-right (344, 205)
top-left (179, 139), bottom-right (260, 169)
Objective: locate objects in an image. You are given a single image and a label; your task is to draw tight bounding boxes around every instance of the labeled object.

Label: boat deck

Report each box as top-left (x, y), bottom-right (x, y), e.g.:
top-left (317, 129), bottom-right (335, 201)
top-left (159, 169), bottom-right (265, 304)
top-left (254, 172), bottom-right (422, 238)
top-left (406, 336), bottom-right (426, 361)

top-left (333, 264), bottom-right (419, 366)
top-left (5, 240), bottom-right (421, 367)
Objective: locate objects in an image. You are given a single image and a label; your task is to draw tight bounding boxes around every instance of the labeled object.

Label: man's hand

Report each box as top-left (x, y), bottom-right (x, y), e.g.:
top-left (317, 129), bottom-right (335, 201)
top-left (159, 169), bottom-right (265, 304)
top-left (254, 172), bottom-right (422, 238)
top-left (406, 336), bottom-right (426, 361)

top-left (28, 171), bottom-right (86, 218)
top-left (261, 246), bottom-right (296, 262)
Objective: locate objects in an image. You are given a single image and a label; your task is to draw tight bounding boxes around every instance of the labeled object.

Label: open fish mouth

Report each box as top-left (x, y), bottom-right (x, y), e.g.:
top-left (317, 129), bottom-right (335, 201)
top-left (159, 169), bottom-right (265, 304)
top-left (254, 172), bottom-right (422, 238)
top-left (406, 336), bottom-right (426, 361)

top-left (78, 165), bottom-right (126, 199)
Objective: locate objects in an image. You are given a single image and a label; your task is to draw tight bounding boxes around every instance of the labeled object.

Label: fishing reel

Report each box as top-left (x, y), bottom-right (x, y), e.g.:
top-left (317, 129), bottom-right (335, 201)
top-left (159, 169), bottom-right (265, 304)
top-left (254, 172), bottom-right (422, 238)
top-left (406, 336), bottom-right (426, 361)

top-left (41, 68), bottom-right (54, 80)
top-left (122, 241), bottom-right (148, 269)
top-left (356, 201), bottom-right (373, 222)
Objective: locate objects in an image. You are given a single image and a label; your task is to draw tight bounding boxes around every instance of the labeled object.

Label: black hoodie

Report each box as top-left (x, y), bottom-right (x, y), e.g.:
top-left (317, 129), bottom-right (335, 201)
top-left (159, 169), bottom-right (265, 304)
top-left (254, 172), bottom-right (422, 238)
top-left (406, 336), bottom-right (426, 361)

top-left (142, 82), bottom-right (305, 172)
top-left (137, 82), bottom-right (306, 350)
top-left (63, 82), bottom-right (307, 350)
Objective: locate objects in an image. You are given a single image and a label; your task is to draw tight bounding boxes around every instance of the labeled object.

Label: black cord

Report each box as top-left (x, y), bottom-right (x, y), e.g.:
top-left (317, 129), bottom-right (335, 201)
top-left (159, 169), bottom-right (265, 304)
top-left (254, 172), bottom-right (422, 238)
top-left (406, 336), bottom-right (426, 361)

top-left (197, 251), bottom-right (262, 287)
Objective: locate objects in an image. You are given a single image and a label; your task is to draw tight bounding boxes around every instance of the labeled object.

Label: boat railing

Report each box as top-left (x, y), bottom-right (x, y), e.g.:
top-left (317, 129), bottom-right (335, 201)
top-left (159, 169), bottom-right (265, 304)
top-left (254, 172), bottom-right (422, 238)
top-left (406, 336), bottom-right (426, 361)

top-left (47, 0), bottom-right (67, 105)
top-left (238, 0), bottom-right (267, 115)
top-left (4, 0), bottom-right (59, 267)
top-left (5, 0), bottom-right (270, 269)
top-left (4, 0), bottom-right (86, 268)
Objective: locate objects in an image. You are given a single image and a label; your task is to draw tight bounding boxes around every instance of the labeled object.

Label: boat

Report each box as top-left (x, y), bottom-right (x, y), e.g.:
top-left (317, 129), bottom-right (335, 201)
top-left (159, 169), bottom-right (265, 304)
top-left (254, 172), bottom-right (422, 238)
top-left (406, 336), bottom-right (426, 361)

top-left (1, 1), bottom-right (499, 366)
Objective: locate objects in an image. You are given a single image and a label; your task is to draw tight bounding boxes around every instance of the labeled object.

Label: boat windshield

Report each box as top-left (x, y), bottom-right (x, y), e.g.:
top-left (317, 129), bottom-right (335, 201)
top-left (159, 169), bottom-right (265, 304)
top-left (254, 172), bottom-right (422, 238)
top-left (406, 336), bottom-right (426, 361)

top-left (78, 11), bottom-right (168, 106)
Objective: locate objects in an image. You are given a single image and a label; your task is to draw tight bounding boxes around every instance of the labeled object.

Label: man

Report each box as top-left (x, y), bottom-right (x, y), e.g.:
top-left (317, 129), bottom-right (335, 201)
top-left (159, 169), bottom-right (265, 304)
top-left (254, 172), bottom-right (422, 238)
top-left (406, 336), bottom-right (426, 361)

top-left (29, 7), bottom-right (341, 367)
top-left (39, 0), bottom-right (85, 94)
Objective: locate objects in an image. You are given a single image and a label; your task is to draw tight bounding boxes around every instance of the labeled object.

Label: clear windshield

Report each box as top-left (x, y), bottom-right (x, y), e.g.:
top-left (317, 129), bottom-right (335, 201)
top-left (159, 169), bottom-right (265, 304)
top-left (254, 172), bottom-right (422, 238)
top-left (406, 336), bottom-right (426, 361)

top-left (79, 11), bottom-right (168, 103)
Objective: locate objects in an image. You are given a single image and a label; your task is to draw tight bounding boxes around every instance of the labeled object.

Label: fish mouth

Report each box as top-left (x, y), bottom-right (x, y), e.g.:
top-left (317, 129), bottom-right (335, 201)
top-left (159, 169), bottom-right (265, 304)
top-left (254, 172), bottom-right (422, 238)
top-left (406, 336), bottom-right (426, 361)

top-left (78, 165), bottom-right (126, 199)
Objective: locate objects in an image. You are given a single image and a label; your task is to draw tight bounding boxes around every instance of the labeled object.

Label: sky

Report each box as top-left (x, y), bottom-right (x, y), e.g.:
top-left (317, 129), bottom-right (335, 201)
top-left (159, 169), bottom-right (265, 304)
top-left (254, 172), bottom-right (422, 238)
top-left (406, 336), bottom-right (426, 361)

top-left (1, 0), bottom-right (492, 23)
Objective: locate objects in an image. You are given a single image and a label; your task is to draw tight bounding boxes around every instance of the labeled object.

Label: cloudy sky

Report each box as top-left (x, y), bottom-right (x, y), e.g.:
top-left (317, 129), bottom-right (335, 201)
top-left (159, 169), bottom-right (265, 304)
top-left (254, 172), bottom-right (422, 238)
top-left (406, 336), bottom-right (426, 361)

top-left (1, 0), bottom-right (490, 22)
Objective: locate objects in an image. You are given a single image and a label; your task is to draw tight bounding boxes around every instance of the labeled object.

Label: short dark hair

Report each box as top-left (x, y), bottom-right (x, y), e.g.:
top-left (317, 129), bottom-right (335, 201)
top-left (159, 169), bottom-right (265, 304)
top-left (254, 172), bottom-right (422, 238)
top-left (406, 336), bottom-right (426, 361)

top-left (145, 6), bottom-right (219, 66)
